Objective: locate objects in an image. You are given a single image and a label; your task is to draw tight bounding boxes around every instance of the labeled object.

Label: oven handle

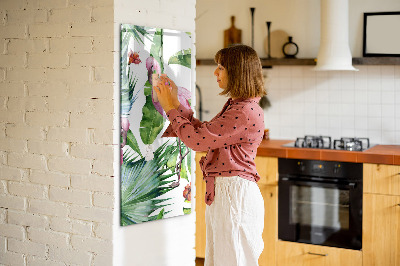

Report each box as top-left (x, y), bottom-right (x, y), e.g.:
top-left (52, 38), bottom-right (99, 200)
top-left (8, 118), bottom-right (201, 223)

top-left (280, 177), bottom-right (357, 189)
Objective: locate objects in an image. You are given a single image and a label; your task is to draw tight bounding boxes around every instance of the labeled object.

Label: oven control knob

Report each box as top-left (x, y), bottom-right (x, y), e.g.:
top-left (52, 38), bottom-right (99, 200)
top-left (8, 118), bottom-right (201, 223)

top-left (298, 161), bottom-right (305, 171)
top-left (334, 164), bottom-right (341, 174)
top-left (334, 167), bottom-right (339, 174)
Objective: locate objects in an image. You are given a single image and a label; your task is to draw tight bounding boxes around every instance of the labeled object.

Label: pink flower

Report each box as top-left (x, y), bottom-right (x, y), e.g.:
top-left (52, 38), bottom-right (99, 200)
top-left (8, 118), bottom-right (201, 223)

top-left (152, 86), bottom-right (191, 118)
top-left (121, 117), bottom-right (130, 132)
top-left (128, 50), bottom-right (141, 65)
top-left (146, 56), bottom-right (161, 84)
top-left (121, 117), bottom-right (130, 152)
top-left (183, 183), bottom-right (191, 202)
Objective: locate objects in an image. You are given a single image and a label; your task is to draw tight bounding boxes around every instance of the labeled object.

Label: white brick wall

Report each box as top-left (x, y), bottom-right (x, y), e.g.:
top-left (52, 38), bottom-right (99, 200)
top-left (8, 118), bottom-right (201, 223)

top-left (0, 0), bottom-right (114, 265)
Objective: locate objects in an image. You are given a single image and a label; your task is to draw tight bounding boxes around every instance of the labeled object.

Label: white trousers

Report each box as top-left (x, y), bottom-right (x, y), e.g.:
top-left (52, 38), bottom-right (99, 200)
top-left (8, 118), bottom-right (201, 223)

top-left (205, 176), bottom-right (264, 266)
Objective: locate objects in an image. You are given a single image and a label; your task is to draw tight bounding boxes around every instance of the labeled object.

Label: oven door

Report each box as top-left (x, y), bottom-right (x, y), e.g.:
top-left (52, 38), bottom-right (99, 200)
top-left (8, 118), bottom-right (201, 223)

top-left (278, 176), bottom-right (362, 250)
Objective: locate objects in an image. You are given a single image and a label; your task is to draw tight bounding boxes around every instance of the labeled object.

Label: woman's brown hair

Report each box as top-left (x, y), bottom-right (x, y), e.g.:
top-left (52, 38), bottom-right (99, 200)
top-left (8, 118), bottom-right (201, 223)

top-left (214, 44), bottom-right (266, 98)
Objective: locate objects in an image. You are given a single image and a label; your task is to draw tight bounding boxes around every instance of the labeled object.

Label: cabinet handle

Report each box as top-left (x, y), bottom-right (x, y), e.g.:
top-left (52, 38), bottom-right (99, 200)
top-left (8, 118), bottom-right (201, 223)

top-left (307, 252), bottom-right (328, 256)
top-left (397, 204), bottom-right (400, 207)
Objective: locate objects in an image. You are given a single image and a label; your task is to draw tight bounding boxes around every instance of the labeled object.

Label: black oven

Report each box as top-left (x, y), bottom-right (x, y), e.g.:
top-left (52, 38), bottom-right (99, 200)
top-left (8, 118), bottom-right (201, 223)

top-left (278, 158), bottom-right (363, 250)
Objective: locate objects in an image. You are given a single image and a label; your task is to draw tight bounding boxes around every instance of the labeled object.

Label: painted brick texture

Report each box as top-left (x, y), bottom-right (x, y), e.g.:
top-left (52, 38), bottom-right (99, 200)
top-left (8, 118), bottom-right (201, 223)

top-left (0, 0), bottom-right (114, 265)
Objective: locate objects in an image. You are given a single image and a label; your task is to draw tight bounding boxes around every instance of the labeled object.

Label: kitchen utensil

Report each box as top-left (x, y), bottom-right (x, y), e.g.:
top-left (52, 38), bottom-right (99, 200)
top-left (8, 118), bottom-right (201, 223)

top-left (250, 7), bottom-right (255, 48)
top-left (224, 16), bottom-right (242, 48)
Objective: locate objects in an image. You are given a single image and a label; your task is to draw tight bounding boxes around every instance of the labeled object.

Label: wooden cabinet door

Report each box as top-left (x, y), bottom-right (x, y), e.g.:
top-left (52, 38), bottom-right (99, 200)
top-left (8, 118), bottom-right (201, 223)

top-left (255, 156), bottom-right (278, 186)
top-left (259, 185), bottom-right (278, 266)
top-left (277, 241), bottom-right (362, 266)
top-left (363, 193), bottom-right (400, 266)
top-left (195, 152), bottom-right (207, 258)
top-left (364, 164), bottom-right (400, 196)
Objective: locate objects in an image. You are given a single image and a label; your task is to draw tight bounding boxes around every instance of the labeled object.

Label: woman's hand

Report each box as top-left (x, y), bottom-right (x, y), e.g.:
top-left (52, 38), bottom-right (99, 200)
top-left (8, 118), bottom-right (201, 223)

top-left (154, 77), bottom-right (175, 114)
top-left (160, 75), bottom-right (180, 109)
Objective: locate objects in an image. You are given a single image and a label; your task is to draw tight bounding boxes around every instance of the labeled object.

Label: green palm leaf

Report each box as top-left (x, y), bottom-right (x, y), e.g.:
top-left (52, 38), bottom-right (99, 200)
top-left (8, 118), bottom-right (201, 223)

top-left (126, 129), bottom-right (142, 158)
top-left (120, 25), bottom-right (148, 115)
top-left (168, 48), bottom-right (191, 68)
top-left (150, 28), bottom-right (164, 73)
top-left (120, 142), bottom-right (178, 225)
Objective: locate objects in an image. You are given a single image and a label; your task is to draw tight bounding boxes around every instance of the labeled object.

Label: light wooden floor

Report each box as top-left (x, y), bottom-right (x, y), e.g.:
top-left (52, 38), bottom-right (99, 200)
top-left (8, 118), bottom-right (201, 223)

top-left (195, 257), bottom-right (204, 266)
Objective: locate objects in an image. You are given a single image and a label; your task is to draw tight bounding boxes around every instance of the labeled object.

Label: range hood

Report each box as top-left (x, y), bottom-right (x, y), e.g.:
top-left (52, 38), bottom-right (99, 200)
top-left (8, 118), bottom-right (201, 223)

top-left (314, 0), bottom-right (358, 71)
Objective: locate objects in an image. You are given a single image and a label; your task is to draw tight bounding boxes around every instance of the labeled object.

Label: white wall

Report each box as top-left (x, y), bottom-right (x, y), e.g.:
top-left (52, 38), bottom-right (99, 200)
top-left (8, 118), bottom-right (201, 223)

top-left (0, 0), bottom-right (114, 265)
top-left (196, 0), bottom-right (400, 58)
top-left (113, 1), bottom-right (196, 266)
top-left (196, 0), bottom-right (400, 145)
top-left (197, 65), bottom-right (400, 145)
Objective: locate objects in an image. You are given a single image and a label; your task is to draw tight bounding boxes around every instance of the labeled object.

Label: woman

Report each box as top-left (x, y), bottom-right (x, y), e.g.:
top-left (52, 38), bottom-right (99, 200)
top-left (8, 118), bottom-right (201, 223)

top-left (155, 44), bottom-right (266, 266)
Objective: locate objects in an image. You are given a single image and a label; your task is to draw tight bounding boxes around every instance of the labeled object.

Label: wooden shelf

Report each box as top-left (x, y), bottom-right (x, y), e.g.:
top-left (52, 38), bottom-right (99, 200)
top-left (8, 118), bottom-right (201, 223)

top-left (352, 57), bottom-right (400, 65)
top-left (196, 57), bottom-right (400, 67)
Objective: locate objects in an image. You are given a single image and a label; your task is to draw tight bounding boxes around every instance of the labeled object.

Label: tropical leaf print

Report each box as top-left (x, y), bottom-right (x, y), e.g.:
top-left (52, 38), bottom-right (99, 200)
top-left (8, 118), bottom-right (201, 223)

top-left (156, 208), bottom-right (165, 220)
top-left (166, 147), bottom-right (179, 169)
top-left (121, 24), bottom-right (150, 45)
top-left (139, 94), bottom-right (165, 145)
top-left (180, 158), bottom-right (189, 182)
top-left (120, 142), bottom-right (178, 225)
top-left (120, 25), bottom-right (192, 224)
top-left (126, 129), bottom-right (143, 158)
top-left (143, 80), bottom-right (152, 96)
top-left (164, 139), bottom-right (190, 183)
top-left (187, 148), bottom-right (191, 174)
top-left (120, 25), bottom-right (146, 116)
top-left (150, 29), bottom-right (164, 73)
top-left (168, 49), bottom-right (191, 68)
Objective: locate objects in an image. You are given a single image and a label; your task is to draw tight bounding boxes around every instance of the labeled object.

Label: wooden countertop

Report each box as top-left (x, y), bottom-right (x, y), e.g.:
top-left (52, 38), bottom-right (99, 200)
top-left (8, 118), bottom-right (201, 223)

top-left (257, 139), bottom-right (400, 165)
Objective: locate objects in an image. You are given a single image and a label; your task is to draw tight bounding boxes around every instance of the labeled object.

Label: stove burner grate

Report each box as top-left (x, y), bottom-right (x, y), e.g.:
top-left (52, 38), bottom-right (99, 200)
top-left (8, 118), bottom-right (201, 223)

top-left (333, 137), bottom-right (370, 151)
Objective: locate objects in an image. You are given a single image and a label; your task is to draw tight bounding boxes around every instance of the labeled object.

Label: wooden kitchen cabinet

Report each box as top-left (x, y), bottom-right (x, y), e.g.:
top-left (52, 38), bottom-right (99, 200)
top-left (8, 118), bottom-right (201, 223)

top-left (276, 241), bottom-right (362, 266)
top-left (363, 193), bottom-right (400, 266)
top-left (195, 152), bottom-right (207, 258)
top-left (195, 153), bottom-right (279, 264)
top-left (363, 163), bottom-right (400, 266)
top-left (364, 163), bottom-right (400, 196)
top-left (258, 184), bottom-right (278, 266)
top-left (255, 156), bottom-right (278, 186)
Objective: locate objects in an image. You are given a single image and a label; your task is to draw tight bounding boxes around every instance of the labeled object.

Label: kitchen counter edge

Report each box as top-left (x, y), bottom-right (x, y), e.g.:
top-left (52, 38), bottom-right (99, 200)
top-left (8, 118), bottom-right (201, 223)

top-left (255, 139), bottom-right (400, 165)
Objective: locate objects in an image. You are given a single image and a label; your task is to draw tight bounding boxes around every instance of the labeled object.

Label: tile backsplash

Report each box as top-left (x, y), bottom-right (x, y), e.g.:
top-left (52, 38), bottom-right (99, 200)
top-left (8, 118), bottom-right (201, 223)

top-left (196, 65), bottom-right (400, 145)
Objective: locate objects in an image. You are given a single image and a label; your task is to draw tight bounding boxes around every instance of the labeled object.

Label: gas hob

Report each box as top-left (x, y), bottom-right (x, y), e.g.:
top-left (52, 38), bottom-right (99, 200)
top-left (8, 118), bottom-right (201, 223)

top-left (282, 135), bottom-right (375, 151)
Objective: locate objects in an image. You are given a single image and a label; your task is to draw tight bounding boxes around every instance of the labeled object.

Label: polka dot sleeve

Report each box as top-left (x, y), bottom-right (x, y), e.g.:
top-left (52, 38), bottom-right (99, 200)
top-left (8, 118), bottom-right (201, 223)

top-left (166, 106), bottom-right (249, 152)
top-left (161, 103), bottom-right (202, 138)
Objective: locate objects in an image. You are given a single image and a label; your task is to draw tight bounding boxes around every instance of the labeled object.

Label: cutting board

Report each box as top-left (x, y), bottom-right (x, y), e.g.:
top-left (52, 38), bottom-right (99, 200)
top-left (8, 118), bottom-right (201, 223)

top-left (224, 16), bottom-right (242, 48)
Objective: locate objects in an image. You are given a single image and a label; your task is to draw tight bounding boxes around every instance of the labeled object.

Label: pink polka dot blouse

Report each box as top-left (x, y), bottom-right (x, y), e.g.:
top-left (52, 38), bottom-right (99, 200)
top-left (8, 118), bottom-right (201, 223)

top-left (162, 97), bottom-right (265, 205)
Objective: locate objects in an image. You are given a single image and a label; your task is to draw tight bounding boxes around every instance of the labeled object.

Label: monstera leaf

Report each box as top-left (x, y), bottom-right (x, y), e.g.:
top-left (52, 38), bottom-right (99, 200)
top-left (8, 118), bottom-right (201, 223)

top-left (139, 95), bottom-right (165, 145)
top-left (168, 49), bottom-right (191, 68)
top-left (120, 142), bottom-right (178, 225)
